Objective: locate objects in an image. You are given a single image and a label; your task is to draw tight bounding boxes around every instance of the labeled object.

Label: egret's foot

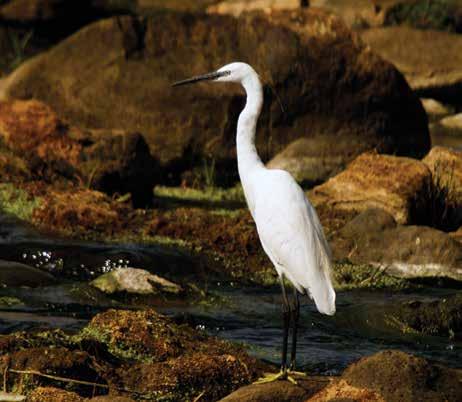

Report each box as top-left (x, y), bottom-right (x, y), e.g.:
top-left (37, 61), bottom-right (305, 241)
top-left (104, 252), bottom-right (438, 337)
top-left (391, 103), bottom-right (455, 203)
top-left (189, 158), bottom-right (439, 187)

top-left (253, 370), bottom-right (287, 384)
top-left (287, 369), bottom-right (307, 377)
top-left (254, 369), bottom-right (303, 385)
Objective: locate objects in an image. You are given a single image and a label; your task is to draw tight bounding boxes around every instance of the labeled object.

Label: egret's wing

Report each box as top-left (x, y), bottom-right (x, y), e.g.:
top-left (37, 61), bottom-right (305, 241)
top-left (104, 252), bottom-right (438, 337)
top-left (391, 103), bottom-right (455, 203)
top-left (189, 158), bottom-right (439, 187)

top-left (254, 173), bottom-right (335, 315)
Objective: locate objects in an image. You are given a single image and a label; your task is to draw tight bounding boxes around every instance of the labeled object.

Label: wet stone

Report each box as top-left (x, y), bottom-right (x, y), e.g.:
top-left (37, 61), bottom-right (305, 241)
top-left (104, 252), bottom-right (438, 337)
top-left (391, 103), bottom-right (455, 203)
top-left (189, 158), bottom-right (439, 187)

top-left (0, 260), bottom-right (56, 287)
top-left (389, 294), bottom-right (462, 340)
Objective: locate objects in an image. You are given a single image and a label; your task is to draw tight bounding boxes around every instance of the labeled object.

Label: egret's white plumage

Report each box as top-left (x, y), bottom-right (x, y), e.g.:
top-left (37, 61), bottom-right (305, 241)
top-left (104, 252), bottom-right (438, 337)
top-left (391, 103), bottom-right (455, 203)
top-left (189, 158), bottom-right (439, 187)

top-left (173, 62), bottom-right (336, 376)
top-left (216, 62), bottom-right (336, 316)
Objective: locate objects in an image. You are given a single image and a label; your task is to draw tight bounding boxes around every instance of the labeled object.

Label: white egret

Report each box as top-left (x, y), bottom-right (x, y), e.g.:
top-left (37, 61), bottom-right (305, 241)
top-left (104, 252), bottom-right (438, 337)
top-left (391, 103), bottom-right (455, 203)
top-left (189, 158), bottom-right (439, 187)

top-left (173, 62), bottom-right (336, 382)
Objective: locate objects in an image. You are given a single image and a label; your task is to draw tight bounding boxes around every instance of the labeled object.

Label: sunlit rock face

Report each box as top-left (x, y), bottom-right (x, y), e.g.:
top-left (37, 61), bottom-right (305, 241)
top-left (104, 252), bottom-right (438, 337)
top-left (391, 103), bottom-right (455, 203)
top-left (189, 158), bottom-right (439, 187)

top-left (309, 152), bottom-right (432, 225)
top-left (0, 9), bottom-right (429, 184)
top-left (207, 0), bottom-right (300, 17)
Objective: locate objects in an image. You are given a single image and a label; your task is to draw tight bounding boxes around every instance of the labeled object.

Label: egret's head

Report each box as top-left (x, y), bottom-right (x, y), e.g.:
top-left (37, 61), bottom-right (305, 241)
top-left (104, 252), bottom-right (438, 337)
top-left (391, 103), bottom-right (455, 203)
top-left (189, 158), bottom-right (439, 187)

top-left (172, 62), bottom-right (256, 87)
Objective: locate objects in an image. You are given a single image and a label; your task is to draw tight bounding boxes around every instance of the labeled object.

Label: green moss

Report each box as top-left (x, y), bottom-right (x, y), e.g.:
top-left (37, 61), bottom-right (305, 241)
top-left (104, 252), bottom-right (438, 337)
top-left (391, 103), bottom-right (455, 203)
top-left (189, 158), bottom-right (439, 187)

top-left (0, 296), bottom-right (22, 307)
top-left (0, 183), bottom-right (43, 221)
top-left (333, 262), bottom-right (412, 290)
top-left (154, 185), bottom-right (245, 204)
top-left (74, 325), bottom-right (154, 363)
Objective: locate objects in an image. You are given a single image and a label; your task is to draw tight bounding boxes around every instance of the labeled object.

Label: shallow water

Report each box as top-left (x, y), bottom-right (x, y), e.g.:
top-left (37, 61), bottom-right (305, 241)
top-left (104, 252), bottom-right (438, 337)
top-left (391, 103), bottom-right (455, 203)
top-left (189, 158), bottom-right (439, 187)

top-left (162, 286), bottom-right (462, 375)
top-left (0, 280), bottom-right (460, 375)
top-left (0, 213), bottom-right (460, 375)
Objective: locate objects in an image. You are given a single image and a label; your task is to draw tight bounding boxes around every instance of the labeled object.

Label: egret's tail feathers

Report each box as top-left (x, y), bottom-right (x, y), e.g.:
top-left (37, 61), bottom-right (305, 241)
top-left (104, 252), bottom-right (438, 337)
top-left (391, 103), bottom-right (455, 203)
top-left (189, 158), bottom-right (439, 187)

top-left (307, 236), bottom-right (336, 316)
top-left (311, 280), bottom-right (336, 316)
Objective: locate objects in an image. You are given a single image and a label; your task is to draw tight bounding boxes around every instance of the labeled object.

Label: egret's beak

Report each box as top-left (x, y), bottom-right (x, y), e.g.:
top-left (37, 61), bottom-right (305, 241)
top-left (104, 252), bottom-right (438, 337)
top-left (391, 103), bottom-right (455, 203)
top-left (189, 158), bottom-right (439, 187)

top-left (172, 70), bottom-right (230, 87)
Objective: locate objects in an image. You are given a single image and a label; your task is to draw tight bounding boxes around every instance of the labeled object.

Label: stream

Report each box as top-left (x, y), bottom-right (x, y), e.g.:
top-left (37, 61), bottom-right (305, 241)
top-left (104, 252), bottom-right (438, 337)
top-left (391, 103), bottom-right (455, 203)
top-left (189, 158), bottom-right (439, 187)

top-left (0, 213), bottom-right (460, 375)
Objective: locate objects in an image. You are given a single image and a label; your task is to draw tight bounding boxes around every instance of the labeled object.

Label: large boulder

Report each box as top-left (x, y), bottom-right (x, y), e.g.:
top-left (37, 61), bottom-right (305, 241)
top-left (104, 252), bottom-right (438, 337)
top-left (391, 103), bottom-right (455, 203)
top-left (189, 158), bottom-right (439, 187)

top-left (81, 309), bottom-right (261, 400)
top-left (0, 100), bottom-right (159, 206)
top-left (0, 9), bottom-right (429, 184)
top-left (361, 26), bottom-right (462, 102)
top-left (310, 152), bottom-right (432, 225)
top-left (339, 350), bottom-right (462, 402)
top-left (331, 208), bottom-right (462, 282)
top-left (0, 259), bottom-right (56, 287)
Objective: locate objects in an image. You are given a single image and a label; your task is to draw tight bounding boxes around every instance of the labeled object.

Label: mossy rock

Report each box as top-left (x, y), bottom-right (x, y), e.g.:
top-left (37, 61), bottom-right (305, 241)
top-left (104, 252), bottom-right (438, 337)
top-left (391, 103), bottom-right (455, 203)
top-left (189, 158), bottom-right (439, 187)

top-left (342, 350), bottom-right (462, 402)
top-left (389, 294), bottom-right (462, 339)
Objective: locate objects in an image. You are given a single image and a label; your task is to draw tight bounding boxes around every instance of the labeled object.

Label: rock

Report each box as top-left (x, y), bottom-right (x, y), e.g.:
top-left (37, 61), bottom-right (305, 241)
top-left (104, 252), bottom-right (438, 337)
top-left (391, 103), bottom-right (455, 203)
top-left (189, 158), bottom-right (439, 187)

top-left (91, 267), bottom-right (182, 295)
top-left (310, 0), bottom-right (388, 29)
top-left (0, 259), bottom-right (56, 287)
top-left (310, 152), bottom-right (432, 225)
top-left (0, 100), bottom-right (159, 207)
top-left (422, 146), bottom-right (462, 229)
top-left (361, 26), bottom-right (462, 102)
top-left (112, 353), bottom-right (256, 402)
top-left (28, 387), bottom-right (84, 402)
top-left (220, 376), bottom-right (329, 402)
top-left (90, 397), bottom-right (135, 402)
top-left (81, 309), bottom-right (256, 364)
top-left (0, 347), bottom-right (105, 397)
top-left (207, 0), bottom-right (299, 17)
top-left (421, 98), bottom-right (453, 121)
top-left (0, 10), bottom-right (429, 184)
top-left (136, 0), bottom-right (217, 13)
top-left (307, 379), bottom-right (384, 402)
top-left (31, 187), bottom-right (130, 237)
top-left (266, 137), bottom-right (349, 186)
top-left (331, 209), bottom-right (462, 282)
top-left (439, 113), bottom-right (462, 133)
top-left (423, 146), bottom-right (462, 199)
top-left (450, 226), bottom-right (462, 245)
top-left (381, 0), bottom-right (462, 32)
top-left (390, 294), bottom-right (462, 340)
top-left (341, 350), bottom-right (462, 402)
top-left (80, 309), bottom-right (261, 400)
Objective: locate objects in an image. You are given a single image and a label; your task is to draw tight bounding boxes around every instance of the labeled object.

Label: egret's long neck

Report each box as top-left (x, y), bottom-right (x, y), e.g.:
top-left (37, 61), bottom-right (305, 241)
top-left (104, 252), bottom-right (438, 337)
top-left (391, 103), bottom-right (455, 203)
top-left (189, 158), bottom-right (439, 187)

top-left (237, 74), bottom-right (264, 181)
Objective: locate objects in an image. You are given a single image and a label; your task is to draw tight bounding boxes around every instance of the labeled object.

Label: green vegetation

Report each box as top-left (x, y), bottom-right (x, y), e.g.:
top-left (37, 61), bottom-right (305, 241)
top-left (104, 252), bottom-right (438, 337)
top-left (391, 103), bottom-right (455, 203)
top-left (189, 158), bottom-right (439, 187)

top-left (154, 184), bottom-right (245, 204)
top-left (333, 262), bottom-right (412, 290)
top-left (8, 29), bottom-right (33, 70)
top-left (0, 296), bottom-right (22, 307)
top-left (417, 160), bottom-right (461, 232)
top-left (0, 184), bottom-right (43, 221)
top-left (385, 0), bottom-right (461, 32)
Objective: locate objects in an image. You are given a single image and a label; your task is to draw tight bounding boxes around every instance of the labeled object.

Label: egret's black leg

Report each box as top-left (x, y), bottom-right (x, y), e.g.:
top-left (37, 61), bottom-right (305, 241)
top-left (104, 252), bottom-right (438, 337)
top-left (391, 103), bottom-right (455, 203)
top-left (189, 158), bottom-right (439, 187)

top-left (290, 288), bottom-right (300, 370)
top-left (253, 277), bottom-right (299, 385)
top-left (279, 276), bottom-right (291, 373)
